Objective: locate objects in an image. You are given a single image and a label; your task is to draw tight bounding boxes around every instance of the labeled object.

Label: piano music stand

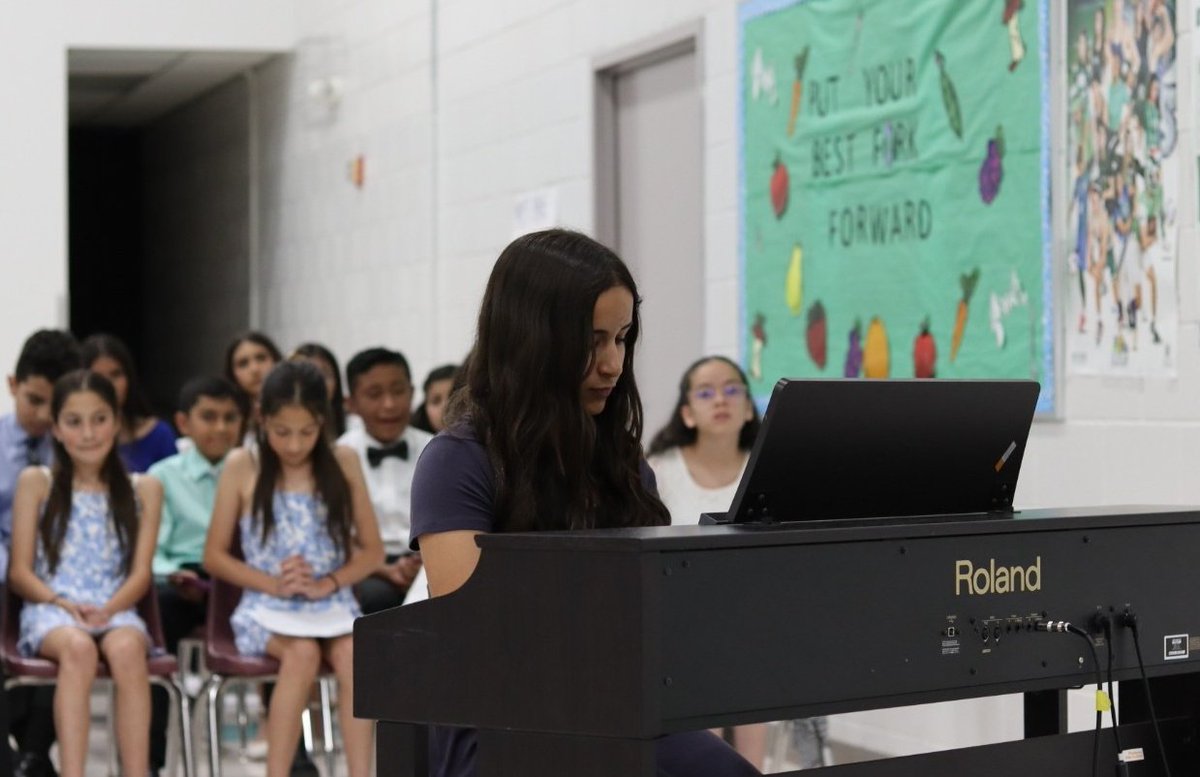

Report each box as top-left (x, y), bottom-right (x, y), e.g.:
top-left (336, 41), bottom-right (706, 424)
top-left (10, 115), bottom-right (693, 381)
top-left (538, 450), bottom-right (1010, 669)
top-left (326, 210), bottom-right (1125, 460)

top-left (721, 378), bottom-right (1040, 525)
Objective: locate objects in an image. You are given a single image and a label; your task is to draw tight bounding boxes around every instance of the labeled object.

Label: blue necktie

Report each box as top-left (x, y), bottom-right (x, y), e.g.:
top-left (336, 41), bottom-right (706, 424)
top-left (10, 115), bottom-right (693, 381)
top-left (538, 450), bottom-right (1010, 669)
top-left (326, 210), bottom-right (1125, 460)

top-left (24, 436), bottom-right (41, 467)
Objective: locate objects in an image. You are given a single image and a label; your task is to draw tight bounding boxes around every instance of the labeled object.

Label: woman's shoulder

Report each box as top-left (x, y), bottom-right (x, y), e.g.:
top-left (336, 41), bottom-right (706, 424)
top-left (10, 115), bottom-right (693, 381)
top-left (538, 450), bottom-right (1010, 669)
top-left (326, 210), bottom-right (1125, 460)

top-left (415, 426), bottom-right (489, 475)
top-left (436, 422), bottom-right (481, 444)
top-left (411, 425), bottom-right (496, 543)
top-left (413, 426), bottom-right (492, 493)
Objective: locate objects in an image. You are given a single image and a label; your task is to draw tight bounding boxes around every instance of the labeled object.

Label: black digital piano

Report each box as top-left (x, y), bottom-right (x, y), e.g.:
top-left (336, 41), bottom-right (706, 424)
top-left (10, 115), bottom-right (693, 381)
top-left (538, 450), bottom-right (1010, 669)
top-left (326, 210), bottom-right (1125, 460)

top-left (356, 506), bottom-right (1200, 776)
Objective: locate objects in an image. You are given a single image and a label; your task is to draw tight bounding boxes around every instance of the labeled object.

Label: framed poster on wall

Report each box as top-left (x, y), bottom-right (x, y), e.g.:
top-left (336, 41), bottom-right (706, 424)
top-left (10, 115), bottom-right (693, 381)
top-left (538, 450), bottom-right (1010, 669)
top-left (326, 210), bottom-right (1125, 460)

top-left (1063, 0), bottom-right (1178, 378)
top-left (739, 0), bottom-right (1056, 413)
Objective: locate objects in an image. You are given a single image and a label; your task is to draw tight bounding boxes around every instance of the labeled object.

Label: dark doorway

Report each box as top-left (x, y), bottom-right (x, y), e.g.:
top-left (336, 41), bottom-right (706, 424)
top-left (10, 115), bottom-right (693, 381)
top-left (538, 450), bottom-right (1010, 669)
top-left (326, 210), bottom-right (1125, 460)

top-left (68, 127), bottom-right (149, 392)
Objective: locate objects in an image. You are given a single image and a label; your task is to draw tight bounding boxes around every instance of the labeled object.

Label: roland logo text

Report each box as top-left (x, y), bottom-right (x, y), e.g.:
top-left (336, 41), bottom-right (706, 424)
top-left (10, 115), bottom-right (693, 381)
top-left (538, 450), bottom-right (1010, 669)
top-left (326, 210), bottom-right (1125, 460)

top-left (955, 557), bottom-right (1041, 596)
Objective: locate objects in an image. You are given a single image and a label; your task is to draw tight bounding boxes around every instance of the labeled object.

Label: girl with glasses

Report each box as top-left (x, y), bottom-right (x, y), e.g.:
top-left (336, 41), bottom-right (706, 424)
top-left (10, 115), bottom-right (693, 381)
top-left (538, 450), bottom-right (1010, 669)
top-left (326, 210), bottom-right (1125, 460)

top-left (647, 356), bottom-right (760, 526)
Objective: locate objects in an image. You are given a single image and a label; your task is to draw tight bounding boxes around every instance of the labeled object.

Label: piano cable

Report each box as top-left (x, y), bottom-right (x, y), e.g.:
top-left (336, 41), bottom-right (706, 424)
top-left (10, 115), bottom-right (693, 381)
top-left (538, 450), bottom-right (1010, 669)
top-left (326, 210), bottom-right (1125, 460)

top-left (1034, 619), bottom-right (1118, 777)
top-left (1119, 608), bottom-right (1174, 777)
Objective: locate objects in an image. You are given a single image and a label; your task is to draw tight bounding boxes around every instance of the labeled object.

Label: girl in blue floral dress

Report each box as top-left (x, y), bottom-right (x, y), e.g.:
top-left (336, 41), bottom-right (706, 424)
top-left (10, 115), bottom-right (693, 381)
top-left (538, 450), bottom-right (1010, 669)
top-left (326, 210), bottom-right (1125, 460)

top-left (204, 361), bottom-right (383, 777)
top-left (8, 370), bottom-right (163, 777)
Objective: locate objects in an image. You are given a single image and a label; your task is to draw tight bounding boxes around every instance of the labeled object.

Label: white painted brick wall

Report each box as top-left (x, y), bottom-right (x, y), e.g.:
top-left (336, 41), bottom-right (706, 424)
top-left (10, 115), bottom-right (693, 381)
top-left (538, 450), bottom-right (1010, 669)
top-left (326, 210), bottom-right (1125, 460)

top-left (251, 0), bottom-right (1200, 757)
top-left (0, 2), bottom-right (294, 409)
top-left (4, 0), bottom-right (1200, 760)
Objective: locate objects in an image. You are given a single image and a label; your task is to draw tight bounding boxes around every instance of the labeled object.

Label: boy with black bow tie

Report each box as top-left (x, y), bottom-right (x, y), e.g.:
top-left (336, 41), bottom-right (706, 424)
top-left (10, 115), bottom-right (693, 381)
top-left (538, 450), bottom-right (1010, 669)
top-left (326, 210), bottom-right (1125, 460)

top-left (338, 348), bottom-right (432, 613)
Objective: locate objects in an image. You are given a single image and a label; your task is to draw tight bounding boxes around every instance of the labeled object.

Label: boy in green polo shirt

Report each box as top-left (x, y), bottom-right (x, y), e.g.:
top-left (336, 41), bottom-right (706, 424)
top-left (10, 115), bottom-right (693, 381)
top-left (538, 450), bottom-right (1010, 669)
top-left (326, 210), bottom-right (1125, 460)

top-left (148, 376), bottom-right (244, 774)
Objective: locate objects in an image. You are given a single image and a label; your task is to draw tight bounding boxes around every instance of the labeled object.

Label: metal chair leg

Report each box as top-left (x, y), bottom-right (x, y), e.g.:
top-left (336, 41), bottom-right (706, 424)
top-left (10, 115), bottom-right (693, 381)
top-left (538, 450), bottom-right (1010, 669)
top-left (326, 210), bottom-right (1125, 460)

top-left (107, 683), bottom-right (120, 777)
top-left (179, 683), bottom-right (194, 777)
top-left (234, 684), bottom-right (251, 759)
top-left (204, 675), bottom-right (225, 777)
top-left (320, 676), bottom-right (336, 776)
top-left (159, 678), bottom-right (195, 777)
top-left (302, 705), bottom-right (315, 757)
top-left (158, 678), bottom-right (180, 777)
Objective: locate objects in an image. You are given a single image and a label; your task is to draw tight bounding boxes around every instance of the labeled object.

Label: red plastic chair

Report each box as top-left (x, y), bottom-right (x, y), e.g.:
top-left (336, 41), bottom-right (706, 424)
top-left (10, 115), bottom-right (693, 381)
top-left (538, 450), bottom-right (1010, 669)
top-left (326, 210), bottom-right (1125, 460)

top-left (0, 585), bottom-right (194, 777)
top-left (203, 548), bottom-right (337, 777)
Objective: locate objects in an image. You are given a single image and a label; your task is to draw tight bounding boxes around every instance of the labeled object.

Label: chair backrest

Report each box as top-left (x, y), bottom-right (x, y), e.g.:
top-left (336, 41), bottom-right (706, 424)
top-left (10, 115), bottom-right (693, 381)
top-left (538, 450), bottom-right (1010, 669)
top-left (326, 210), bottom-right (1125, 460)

top-left (205, 524), bottom-right (246, 659)
top-left (136, 580), bottom-right (169, 650)
top-left (1, 586), bottom-right (24, 662)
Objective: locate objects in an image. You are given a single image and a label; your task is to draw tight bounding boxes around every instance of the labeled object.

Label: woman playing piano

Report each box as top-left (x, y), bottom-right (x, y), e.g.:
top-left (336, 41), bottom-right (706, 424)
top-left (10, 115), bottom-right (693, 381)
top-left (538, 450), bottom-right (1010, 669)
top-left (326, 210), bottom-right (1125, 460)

top-left (410, 229), bottom-right (761, 777)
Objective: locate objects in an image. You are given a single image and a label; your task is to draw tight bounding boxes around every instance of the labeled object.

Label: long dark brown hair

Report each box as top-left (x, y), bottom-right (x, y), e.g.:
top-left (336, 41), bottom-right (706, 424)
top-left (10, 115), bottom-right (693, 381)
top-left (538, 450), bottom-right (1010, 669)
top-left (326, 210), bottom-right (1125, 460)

top-left (224, 331), bottom-right (283, 389)
top-left (446, 229), bottom-right (670, 533)
top-left (41, 370), bottom-right (138, 575)
top-left (647, 356), bottom-right (761, 455)
top-left (411, 363), bottom-right (458, 434)
top-left (80, 333), bottom-right (156, 428)
top-left (224, 331), bottom-right (282, 442)
top-left (251, 361), bottom-right (352, 552)
top-left (290, 342), bottom-right (347, 439)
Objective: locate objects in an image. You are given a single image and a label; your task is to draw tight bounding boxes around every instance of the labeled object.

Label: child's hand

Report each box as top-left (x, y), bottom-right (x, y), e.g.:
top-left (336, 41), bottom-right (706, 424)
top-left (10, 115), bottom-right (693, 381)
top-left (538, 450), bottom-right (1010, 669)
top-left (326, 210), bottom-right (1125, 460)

top-left (301, 574), bottom-right (339, 601)
top-left (275, 574), bottom-right (310, 598)
top-left (378, 555), bottom-right (422, 588)
top-left (280, 554), bottom-right (314, 581)
top-left (276, 555), bottom-right (314, 598)
top-left (78, 604), bottom-right (111, 629)
top-left (169, 570), bottom-right (208, 603)
top-left (51, 596), bottom-right (87, 625)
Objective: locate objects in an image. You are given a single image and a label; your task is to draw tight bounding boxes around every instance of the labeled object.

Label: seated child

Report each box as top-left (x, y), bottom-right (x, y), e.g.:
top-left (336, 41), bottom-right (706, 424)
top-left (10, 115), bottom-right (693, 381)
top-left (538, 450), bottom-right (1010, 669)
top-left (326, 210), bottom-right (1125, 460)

top-left (0, 329), bottom-right (80, 775)
top-left (204, 360), bottom-right (383, 777)
top-left (146, 375), bottom-right (244, 773)
top-left (290, 343), bottom-right (347, 440)
top-left (7, 370), bottom-right (162, 777)
top-left (410, 363), bottom-right (458, 434)
top-left (338, 348), bottom-right (433, 613)
top-left (82, 334), bottom-right (177, 473)
top-left (2, 330), bottom-right (81, 576)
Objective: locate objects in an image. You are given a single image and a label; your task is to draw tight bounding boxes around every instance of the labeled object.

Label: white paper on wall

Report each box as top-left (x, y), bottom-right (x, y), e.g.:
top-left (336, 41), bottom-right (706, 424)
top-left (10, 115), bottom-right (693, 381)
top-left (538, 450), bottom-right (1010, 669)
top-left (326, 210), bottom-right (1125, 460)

top-left (511, 187), bottom-right (559, 239)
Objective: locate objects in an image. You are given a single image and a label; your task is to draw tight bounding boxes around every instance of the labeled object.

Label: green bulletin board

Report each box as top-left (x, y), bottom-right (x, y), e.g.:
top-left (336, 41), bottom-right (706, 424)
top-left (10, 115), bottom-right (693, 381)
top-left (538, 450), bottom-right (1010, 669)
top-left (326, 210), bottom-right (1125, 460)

top-left (740, 0), bottom-right (1054, 413)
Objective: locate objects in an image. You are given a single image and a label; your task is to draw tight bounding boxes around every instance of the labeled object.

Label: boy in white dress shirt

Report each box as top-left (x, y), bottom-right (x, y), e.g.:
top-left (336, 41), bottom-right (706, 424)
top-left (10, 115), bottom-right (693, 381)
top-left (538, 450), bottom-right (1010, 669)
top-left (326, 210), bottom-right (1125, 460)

top-left (337, 348), bottom-right (432, 613)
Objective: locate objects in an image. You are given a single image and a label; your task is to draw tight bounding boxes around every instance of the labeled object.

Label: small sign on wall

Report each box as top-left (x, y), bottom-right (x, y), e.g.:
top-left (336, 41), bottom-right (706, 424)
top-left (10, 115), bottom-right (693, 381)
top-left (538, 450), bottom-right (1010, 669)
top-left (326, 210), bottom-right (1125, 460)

top-left (512, 187), bottom-right (559, 238)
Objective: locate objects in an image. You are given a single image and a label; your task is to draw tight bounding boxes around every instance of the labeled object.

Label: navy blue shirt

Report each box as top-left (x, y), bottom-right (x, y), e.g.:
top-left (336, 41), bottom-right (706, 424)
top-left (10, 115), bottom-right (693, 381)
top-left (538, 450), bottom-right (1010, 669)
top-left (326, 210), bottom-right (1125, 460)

top-left (410, 425), bottom-right (760, 777)
top-left (119, 419), bottom-right (177, 474)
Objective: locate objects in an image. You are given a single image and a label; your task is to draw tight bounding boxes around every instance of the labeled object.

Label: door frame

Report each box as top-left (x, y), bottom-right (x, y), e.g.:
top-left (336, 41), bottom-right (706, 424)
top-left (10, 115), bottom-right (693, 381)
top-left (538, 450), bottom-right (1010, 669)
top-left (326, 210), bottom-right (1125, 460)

top-left (592, 21), bottom-right (704, 248)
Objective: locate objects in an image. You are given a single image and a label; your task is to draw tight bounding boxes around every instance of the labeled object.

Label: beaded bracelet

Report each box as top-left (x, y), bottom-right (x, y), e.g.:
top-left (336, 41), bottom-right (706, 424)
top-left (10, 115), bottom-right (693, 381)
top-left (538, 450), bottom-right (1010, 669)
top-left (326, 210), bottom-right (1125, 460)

top-left (326, 573), bottom-right (341, 594)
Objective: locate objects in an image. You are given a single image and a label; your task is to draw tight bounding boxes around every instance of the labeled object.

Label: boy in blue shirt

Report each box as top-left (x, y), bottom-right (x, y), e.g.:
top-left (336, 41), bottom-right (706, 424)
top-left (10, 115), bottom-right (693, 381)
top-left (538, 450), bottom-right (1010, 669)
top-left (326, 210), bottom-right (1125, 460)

top-left (1, 329), bottom-right (81, 777)
top-left (146, 376), bottom-right (244, 775)
top-left (1, 330), bottom-right (81, 577)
